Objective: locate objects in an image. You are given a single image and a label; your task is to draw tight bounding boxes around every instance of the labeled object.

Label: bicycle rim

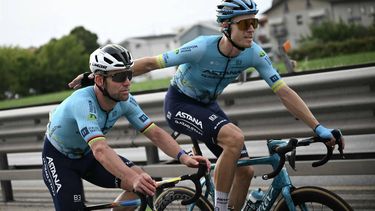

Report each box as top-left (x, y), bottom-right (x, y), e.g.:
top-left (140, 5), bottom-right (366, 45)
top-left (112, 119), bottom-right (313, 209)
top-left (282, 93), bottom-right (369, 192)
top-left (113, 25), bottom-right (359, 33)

top-left (154, 186), bottom-right (214, 211)
top-left (273, 186), bottom-right (353, 211)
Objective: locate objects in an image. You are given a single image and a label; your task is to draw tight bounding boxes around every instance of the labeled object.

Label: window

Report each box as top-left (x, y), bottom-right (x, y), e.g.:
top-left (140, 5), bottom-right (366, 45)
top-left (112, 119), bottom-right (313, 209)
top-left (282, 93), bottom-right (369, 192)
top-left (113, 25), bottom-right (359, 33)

top-left (296, 15), bottom-right (303, 25)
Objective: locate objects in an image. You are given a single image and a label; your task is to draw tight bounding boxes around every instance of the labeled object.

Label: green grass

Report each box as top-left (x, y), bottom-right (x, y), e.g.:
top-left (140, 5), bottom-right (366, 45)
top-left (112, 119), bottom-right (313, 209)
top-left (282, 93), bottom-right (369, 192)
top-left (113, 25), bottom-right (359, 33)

top-left (274, 51), bottom-right (375, 73)
top-left (1, 51), bottom-right (374, 110)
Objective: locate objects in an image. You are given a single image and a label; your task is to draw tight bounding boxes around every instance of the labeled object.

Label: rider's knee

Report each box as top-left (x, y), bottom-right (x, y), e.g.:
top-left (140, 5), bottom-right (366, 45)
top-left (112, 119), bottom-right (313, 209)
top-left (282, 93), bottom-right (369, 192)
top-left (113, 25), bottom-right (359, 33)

top-left (236, 166), bottom-right (254, 180)
top-left (220, 131), bottom-right (244, 151)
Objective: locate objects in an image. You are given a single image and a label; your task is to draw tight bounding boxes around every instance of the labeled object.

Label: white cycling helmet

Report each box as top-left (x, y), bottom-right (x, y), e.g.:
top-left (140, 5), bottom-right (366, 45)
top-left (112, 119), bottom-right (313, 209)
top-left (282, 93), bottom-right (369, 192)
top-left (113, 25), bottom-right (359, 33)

top-left (89, 44), bottom-right (133, 74)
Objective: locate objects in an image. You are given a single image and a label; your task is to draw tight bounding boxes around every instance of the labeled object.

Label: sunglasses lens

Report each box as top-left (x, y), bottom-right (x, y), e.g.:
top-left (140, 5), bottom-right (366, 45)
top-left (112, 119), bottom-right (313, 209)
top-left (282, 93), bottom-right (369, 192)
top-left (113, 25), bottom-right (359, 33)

top-left (237, 18), bottom-right (258, 30)
top-left (111, 71), bottom-right (132, 82)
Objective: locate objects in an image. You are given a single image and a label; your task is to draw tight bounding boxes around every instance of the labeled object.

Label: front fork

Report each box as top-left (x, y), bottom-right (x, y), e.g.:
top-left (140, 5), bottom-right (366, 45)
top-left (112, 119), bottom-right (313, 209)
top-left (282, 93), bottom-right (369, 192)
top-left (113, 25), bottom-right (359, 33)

top-left (282, 186), bottom-right (296, 211)
top-left (282, 185), bottom-right (308, 211)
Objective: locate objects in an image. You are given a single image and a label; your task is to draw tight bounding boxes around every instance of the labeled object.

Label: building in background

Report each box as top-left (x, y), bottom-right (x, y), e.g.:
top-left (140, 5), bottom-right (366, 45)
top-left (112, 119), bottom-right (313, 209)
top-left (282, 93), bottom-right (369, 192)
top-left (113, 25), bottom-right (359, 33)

top-left (263, 0), bottom-right (375, 59)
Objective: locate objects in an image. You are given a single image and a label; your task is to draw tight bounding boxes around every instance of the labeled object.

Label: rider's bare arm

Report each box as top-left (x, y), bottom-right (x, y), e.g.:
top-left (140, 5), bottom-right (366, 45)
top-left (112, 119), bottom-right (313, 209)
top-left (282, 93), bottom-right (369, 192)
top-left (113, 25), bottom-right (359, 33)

top-left (90, 139), bottom-right (156, 195)
top-left (133, 56), bottom-right (161, 76)
top-left (275, 85), bottom-right (319, 129)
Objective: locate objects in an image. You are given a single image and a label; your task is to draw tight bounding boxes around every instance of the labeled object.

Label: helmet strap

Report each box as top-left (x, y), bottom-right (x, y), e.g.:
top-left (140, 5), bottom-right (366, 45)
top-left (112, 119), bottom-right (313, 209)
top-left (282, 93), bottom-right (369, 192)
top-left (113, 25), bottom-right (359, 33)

top-left (96, 78), bottom-right (121, 103)
top-left (222, 24), bottom-right (245, 51)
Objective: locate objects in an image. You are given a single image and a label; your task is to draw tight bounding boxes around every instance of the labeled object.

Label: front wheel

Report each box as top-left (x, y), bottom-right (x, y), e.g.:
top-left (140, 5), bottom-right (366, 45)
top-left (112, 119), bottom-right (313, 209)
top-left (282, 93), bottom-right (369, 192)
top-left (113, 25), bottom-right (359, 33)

top-left (274, 186), bottom-right (353, 211)
top-left (154, 186), bottom-right (214, 211)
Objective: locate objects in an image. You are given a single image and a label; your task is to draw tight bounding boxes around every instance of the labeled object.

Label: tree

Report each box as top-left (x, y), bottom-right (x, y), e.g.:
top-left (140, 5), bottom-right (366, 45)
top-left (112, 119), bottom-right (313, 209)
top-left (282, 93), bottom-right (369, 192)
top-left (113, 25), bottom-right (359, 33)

top-left (33, 35), bottom-right (88, 93)
top-left (70, 26), bottom-right (99, 53)
top-left (0, 47), bottom-right (37, 99)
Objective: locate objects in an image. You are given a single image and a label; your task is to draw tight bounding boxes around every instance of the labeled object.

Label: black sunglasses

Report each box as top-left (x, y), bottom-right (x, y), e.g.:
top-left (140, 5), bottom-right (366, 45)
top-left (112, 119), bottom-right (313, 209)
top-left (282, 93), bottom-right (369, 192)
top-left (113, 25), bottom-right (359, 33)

top-left (108, 71), bottom-right (133, 83)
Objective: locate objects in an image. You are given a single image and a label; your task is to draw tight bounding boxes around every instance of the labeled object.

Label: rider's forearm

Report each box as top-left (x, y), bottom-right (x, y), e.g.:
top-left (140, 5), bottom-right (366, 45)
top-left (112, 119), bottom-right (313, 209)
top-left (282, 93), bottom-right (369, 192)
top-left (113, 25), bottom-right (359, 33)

top-left (133, 56), bottom-right (161, 76)
top-left (144, 125), bottom-right (184, 160)
top-left (276, 86), bottom-right (319, 129)
top-left (91, 140), bottom-right (138, 190)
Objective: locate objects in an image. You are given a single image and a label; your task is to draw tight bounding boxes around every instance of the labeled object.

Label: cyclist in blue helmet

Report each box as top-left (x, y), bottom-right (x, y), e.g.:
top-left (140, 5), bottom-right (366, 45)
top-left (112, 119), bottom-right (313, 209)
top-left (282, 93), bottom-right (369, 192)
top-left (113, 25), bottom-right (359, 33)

top-left (69, 1), bottom-right (344, 210)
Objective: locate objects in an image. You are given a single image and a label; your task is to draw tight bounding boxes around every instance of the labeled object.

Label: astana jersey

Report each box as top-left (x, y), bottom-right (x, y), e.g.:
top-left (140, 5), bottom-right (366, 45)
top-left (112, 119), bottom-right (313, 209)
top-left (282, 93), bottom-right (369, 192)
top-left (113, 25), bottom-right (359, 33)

top-left (157, 35), bottom-right (286, 103)
top-left (46, 86), bottom-right (153, 159)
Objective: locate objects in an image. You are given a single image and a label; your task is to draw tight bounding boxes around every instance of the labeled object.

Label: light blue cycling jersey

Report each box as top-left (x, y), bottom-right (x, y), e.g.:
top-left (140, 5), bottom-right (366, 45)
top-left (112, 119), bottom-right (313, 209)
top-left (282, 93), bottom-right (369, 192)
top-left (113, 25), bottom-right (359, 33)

top-left (46, 86), bottom-right (153, 159)
top-left (157, 35), bottom-right (286, 103)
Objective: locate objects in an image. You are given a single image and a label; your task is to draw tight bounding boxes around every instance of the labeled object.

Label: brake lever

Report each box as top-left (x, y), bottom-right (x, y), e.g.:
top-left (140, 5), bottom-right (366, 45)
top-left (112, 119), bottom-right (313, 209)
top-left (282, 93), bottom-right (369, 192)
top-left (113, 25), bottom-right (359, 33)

top-left (332, 130), bottom-right (345, 159)
top-left (287, 148), bottom-right (296, 171)
top-left (312, 129), bottom-right (344, 167)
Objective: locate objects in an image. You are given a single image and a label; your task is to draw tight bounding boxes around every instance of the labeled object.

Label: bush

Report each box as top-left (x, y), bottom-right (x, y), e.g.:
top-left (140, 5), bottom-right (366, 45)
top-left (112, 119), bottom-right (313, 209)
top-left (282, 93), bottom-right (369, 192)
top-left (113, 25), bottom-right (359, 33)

top-left (291, 20), bottom-right (375, 60)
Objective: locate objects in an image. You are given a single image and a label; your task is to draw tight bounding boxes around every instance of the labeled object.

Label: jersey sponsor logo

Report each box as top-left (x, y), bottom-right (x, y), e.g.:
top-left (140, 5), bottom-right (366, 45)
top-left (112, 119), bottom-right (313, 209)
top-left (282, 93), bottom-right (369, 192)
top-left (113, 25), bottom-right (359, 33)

top-left (73, 194), bottom-right (82, 203)
top-left (264, 55), bottom-right (272, 66)
top-left (87, 113), bottom-right (97, 121)
top-left (202, 69), bottom-right (242, 79)
top-left (138, 114), bottom-right (149, 123)
top-left (88, 126), bottom-right (100, 132)
top-left (174, 119), bottom-right (203, 136)
top-left (162, 53), bottom-right (169, 63)
top-left (167, 111), bottom-right (172, 119)
top-left (209, 114), bottom-right (218, 121)
top-left (214, 119), bottom-right (227, 130)
top-left (259, 51), bottom-right (266, 57)
top-left (88, 100), bottom-right (96, 113)
top-left (179, 45), bottom-right (198, 54)
top-left (175, 111), bottom-right (203, 129)
top-left (270, 74), bottom-right (280, 83)
top-left (44, 156), bottom-right (62, 195)
top-left (81, 127), bottom-right (90, 137)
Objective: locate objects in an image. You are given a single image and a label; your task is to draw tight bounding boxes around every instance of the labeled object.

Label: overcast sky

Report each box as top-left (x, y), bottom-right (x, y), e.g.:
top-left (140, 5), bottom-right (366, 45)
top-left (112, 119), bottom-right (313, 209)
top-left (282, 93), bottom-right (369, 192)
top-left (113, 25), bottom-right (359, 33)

top-left (0, 0), bottom-right (272, 48)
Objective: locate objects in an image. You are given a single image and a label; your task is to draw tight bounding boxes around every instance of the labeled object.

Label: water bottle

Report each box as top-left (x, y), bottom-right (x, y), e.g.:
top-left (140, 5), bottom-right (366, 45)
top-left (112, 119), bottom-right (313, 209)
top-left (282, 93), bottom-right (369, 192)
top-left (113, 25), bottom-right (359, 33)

top-left (244, 188), bottom-right (264, 211)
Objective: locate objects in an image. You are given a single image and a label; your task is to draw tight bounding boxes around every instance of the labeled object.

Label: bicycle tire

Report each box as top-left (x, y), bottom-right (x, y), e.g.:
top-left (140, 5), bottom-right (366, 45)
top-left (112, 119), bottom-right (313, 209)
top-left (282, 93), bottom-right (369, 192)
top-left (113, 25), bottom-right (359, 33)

top-left (273, 186), bottom-right (353, 211)
top-left (154, 186), bottom-right (214, 211)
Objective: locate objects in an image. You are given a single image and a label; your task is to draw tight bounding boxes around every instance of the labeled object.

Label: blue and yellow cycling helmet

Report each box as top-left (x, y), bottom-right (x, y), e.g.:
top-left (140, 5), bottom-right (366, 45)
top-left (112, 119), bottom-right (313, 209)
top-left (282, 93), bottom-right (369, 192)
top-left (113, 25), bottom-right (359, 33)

top-left (216, 0), bottom-right (259, 22)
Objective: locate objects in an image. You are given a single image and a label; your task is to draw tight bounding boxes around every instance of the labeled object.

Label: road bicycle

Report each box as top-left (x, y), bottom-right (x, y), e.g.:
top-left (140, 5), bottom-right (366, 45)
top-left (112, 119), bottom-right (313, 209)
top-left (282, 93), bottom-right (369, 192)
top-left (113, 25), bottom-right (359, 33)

top-left (155, 130), bottom-right (353, 210)
top-left (84, 162), bottom-right (213, 210)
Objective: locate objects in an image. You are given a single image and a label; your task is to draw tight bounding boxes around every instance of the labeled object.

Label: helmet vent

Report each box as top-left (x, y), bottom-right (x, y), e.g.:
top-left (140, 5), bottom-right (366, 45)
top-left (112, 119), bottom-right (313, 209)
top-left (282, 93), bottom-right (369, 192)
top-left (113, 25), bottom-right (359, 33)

top-left (104, 57), bottom-right (113, 64)
top-left (95, 55), bottom-right (98, 62)
top-left (112, 54), bottom-right (124, 64)
top-left (122, 52), bottom-right (131, 64)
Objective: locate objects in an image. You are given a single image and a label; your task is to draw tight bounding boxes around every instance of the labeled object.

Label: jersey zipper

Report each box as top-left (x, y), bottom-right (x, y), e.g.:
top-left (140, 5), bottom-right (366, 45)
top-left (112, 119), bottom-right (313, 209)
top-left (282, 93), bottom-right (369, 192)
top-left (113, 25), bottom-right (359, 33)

top-left (212, 58), bottom-right (230, 101)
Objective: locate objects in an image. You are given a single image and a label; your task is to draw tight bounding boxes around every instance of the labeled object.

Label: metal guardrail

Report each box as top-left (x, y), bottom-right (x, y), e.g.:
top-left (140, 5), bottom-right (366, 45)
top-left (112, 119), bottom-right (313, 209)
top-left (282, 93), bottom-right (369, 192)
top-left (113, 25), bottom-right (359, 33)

top-left (0, 66), bottom-right (374, 202)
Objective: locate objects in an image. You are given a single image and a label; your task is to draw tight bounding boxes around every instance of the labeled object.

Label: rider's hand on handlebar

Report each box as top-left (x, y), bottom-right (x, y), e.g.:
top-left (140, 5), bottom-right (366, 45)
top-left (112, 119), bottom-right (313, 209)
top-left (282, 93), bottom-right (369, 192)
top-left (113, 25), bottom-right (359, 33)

top-left (314, 124), bottom-right (345, 150)
top-left (130, 173), bottom-right (157, 196)
top-left (180, 155), bottom-right (211, 172)
top-left (314, 124), bottom-right (335, 146)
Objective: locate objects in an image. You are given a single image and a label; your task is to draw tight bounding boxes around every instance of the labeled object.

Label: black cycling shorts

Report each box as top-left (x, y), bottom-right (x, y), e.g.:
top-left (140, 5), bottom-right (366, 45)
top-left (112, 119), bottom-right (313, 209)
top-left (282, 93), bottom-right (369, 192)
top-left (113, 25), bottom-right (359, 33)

top-left (164, 85), bottom-right (249, 158)
top-left (42, 138), bottom-right (134, 211)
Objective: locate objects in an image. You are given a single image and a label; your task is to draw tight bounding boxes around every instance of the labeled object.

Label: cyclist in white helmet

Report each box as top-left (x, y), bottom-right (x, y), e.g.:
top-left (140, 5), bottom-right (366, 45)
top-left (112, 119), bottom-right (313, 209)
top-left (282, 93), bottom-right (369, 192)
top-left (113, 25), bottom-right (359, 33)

top-left (69, 1), bottom-right (344, 210)
top-left (42, 44), bottom-right (210, 211)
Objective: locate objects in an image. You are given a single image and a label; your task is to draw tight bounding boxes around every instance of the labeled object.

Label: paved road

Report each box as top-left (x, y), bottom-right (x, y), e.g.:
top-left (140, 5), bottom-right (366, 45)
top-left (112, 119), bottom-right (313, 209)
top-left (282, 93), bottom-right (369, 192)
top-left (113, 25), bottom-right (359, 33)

top-left (1, 175), bottom-right (374, 210)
